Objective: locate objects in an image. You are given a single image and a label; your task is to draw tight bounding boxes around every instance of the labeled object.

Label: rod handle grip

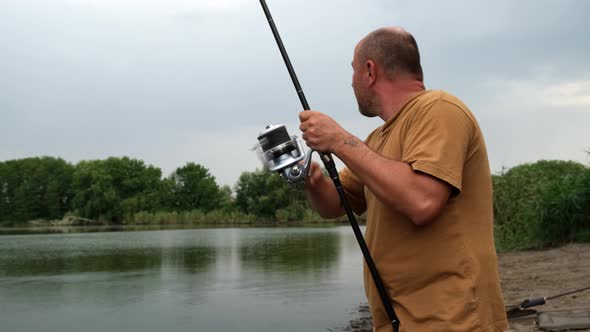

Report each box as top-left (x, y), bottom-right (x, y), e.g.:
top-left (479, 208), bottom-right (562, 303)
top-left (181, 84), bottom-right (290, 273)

top-left (521, 297), bottom-right (546, 308)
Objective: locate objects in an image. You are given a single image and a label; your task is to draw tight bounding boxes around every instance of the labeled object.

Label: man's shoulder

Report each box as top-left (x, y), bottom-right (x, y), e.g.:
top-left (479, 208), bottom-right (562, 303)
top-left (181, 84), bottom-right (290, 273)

top-left (364, 125), bottom-right (382, 143)
top-left (414, 90), bottom-right (476, 124)
top-left (420, 90), bottom-right (469, 111)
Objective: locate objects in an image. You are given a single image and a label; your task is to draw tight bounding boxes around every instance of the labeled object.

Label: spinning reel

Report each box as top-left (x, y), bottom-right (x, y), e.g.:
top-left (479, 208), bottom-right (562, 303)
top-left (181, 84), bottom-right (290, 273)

top-left (254, 124), bottom-right (314, 183)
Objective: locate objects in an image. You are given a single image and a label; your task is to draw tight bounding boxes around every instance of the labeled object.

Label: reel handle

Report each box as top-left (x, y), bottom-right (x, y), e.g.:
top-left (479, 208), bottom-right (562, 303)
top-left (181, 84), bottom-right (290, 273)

top-left (287, 149), bottom-right (333, 183)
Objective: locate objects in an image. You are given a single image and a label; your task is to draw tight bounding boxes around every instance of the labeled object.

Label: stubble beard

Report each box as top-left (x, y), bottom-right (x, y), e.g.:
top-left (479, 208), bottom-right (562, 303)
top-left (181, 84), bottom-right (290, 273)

top-left (356, 93), bottom-right (378, 118)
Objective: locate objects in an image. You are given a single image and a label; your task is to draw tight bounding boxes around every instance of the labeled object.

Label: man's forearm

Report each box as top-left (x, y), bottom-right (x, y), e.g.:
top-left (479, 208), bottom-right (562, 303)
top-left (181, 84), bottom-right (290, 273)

top-left (333, 135), bottom-right (449, 225)
top-left (304, 175), bottom-right (345, 219)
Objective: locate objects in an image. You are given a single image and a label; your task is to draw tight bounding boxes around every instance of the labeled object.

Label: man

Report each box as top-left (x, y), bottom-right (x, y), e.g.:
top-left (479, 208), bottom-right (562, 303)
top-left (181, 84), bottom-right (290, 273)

top-left (300, 27), bottom-right (509, 331)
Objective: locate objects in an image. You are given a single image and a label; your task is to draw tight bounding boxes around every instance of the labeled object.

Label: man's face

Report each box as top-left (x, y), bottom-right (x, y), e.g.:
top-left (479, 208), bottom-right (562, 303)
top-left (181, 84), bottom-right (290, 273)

top-left (351, 46), bottom-right (378, 118)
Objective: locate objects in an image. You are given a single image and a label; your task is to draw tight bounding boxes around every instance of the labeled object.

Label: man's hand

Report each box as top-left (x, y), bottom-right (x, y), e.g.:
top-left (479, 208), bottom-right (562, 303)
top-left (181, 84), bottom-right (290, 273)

top-left (302, 161), bottom-right (345, 219)
top-left (299, 111), bottom-right (349, 153)
top-left (304, 161), bottom-right (323, 188)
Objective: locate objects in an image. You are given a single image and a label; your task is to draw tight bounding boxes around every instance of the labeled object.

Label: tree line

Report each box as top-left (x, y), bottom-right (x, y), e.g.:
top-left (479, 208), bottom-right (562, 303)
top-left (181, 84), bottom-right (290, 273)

top-left (0, 156), bottom-right (317, 225)
top-left (2, 156), bottom-right (589, 250)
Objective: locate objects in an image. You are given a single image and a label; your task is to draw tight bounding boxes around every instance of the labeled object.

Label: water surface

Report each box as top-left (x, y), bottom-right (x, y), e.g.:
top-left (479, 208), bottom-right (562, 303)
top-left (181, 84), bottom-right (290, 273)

top-left (0, 227), bottom-right (366, 331)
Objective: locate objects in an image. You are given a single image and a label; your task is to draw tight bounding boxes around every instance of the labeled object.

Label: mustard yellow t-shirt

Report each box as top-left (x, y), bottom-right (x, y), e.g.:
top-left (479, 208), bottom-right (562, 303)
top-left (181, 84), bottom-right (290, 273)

top-left (340, 90), bottom-right (509, 332)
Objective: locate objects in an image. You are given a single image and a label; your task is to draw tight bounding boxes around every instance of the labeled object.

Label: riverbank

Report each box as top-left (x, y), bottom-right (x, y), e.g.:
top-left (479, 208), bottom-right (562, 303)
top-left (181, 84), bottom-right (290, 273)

top-left (0, 212), bottom-right (364, 230)
top-left (338, 243), bottom-right (590, 332)
top-left (0, 220), bottom-right (360, 236)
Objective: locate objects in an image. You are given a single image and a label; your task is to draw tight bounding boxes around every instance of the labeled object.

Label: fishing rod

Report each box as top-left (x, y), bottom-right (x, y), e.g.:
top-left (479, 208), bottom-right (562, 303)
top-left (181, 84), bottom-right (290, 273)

top-left (256, 1), bottom-right (400, 331)
top-left (506, 285), bottom-right (590, 318)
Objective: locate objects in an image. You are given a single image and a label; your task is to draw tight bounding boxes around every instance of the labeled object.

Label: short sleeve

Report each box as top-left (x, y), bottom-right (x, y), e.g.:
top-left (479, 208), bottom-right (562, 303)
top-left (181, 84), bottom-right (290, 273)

top-left (339, 166), bottom-right (367, 215)
top-left (401, 99), bottom-right (473, 193)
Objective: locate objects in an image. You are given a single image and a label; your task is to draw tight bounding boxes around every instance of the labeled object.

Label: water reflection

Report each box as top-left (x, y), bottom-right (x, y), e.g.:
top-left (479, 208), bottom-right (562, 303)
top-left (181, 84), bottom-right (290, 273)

top-left (0, 239), bottom-right (216, 277)
top-left (0, 247), bottom-right (163, 277)
top-left (0, 225), bottom-right (215, 236)
top-left (239, 231), bottom-right (340, 274)
top-left (165, 246), bottom-right (216, 274)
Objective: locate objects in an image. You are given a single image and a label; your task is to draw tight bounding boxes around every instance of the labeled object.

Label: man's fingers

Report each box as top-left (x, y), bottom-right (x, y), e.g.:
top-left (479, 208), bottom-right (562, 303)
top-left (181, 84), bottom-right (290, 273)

top-left (299, 110), bottom-right (322, 122)
top-left (309, 162), bottom-right (321, 174)
top-left (298, 110), bottom-right (334, 152)
top-left (299, 122), bottom-right (308, 132)
top-left (299, 111), bottom-right (310, 122)
top-left (306, 162), bottom-right (323, 186)
top-left (300, 111), bottom-right (318, 132)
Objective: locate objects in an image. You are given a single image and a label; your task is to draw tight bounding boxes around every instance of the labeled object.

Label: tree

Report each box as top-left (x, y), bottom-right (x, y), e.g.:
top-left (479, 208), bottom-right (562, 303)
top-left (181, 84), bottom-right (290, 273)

top-left (234, 169), bottom-right (306, 219)
top-left (71, 161), bottom-right (117, 221)
top-left (71, 157), bottom-right (163, 222)
top-left (0, 161), bottom-right (7, 222)
top-left (167, 163), bottom-right (223, 212)
top-left (0, 157), bottom-right (74, 223)
top-left (218, 185), bottom-right (235, 212)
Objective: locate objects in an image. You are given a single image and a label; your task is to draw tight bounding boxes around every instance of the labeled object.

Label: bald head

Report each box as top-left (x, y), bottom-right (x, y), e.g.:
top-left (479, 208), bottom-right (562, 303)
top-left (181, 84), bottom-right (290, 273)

top-left (356, 27), bottom-right (423, 82)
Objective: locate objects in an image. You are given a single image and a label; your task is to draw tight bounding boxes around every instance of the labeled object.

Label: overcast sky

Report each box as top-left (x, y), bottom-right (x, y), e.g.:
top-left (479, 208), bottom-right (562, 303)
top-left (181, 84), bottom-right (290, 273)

top-left (1, 0), bottom-right (589, 186)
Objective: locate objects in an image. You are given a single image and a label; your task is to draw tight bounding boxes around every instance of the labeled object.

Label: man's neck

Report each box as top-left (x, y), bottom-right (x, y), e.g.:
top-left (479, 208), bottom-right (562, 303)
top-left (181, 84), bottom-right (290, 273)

top-left (376, 80), bottom-right (426, 122)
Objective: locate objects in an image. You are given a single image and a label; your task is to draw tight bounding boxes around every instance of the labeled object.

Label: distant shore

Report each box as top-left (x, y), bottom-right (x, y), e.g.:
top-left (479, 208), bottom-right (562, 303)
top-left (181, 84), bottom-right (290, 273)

top-left (0, 211), bottom-right (367, 232)
top-left (0, 219), bottom-right (361, 236)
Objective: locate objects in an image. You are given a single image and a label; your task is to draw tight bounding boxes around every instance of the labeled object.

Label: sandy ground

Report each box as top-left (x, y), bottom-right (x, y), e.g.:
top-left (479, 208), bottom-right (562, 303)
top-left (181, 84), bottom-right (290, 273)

top-left (337, 243), bottom-right (590, 332)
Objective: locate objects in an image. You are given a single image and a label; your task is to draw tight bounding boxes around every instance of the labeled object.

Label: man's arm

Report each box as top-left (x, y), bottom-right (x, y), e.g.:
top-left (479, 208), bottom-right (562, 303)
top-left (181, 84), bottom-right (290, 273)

top-left (334, 137), bottom-right (451, 225)
top-left (303, 162), bottom-right (345, 219)
top-left (299, 111), bottom-right (452, 226)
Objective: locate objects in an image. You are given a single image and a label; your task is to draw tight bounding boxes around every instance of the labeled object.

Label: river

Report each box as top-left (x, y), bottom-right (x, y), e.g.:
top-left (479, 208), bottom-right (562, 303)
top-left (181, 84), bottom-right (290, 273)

top-left (0, 226), bottom-right (366, 332)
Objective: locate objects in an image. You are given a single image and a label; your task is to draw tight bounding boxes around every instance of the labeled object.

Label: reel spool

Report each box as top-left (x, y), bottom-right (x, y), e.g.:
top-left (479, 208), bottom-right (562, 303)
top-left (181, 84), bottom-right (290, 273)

top-left (255, 124), bottom-right (314, 182)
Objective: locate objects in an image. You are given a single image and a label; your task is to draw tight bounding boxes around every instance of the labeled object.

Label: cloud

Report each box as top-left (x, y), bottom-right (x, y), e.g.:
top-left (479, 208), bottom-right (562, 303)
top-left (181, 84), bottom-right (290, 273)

top-left (1, 0), bottom-right (589, 187)
top-left (60, 0), bottom-right (247, 16)
top-left (539, 81), bottom-right (590, 109)
top-left (63, 0), bottom-right (246, 8)
top-left (197, 0), bottom-right (247, 10)
top-left (470, 76), bottom-right (590, 175)
top-left (482, 78), bottom-right (590, 111)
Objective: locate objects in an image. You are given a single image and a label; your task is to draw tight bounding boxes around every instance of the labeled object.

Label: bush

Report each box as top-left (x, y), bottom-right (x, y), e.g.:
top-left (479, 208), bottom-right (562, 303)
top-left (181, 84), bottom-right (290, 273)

top-left (536, 169), bottom-right (590, 246)
top-left (493, 160), bottom-right (590, 250)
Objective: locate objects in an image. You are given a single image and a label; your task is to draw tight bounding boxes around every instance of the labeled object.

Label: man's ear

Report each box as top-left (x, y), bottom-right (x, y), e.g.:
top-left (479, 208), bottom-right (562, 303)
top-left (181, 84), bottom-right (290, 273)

top-left (366, 60), bottom-right (377, 85)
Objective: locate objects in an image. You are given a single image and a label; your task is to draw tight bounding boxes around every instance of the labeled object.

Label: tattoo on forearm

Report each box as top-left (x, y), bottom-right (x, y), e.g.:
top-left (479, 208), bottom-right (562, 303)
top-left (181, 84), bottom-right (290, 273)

top-left (344, 136), bottom-right (361, 147)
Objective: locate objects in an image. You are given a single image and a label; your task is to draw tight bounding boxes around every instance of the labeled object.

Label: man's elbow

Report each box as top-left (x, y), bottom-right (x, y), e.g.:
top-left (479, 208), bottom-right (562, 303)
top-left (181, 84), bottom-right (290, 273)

top-left (409, 198), bottom-right (446, 226)
top-left (317, 206), bottom-right (346, 220)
